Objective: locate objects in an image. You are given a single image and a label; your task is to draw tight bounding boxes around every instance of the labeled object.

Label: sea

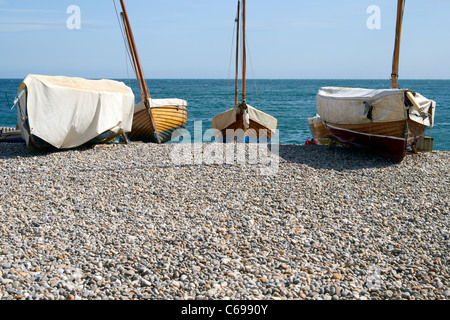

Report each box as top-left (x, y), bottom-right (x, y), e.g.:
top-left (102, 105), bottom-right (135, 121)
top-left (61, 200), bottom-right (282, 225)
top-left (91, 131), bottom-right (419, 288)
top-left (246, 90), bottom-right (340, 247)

top-left (1, 79), bottom-right (449, 150)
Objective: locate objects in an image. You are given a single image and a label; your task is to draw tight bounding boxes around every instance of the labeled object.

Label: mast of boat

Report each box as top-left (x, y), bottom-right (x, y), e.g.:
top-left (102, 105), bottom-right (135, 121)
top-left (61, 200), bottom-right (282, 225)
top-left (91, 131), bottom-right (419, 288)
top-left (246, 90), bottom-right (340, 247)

top-left (235, 1), bottom-right (240, 107)
top-left (391, 0), bottom-right (405, 89)
top-left (119, 0), bottom-right (156, 133)
top-left (242, 0), bottom-right (247, 104)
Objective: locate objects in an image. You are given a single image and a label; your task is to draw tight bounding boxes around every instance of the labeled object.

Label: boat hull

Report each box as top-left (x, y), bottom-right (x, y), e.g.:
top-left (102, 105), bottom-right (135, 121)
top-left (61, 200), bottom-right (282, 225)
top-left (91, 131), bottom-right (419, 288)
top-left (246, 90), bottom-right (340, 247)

top-left (308, 116), bottom-right (332, 145)
top-left (219, 113), bottom-right (274, 142)
top-left (325, 119), bottom-right (426, 163)
top-left (127, 102), bottom-right (188, 144)
top-left (212, 104), bottom-right (277, 143)
top-left (0, 127), bottom-right (24, 144)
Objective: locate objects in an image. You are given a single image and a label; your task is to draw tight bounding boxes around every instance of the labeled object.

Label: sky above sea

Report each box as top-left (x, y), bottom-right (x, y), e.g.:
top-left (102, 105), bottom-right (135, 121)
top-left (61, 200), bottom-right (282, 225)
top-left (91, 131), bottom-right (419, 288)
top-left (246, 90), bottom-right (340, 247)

top-left (0, 0), bottom-right (449, 80)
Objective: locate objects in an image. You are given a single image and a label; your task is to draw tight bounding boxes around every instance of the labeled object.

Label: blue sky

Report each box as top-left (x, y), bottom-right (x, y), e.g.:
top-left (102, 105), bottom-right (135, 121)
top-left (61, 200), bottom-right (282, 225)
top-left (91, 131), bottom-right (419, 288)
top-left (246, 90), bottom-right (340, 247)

top-left (0, 0), bottom-right (449, 79)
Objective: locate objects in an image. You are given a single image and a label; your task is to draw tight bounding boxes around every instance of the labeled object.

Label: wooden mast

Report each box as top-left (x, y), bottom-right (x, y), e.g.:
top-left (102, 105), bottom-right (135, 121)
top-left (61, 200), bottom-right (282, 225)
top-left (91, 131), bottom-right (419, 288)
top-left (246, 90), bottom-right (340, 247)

top-left (119, 0), bottom-right (157, 134)
top-left (391, 0), bottom-right (405, 89)
top-left (235, 1), bottom-right (240, 107)
top-left (242, 0), bottom-right (247, 103)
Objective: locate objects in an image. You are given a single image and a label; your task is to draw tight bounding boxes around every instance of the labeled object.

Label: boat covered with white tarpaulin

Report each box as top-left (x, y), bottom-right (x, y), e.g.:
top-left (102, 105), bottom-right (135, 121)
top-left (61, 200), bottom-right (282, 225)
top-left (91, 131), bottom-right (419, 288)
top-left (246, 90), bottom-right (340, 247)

top-left (17, 74), bottom-right (135, 151)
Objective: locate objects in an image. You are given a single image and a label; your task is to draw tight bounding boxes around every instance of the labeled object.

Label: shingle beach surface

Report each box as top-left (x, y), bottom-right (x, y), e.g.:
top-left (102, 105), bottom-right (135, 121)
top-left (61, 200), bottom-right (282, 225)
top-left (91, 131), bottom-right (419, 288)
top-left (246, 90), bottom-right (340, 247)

top-left (0, 143), bottom-right (448, 300)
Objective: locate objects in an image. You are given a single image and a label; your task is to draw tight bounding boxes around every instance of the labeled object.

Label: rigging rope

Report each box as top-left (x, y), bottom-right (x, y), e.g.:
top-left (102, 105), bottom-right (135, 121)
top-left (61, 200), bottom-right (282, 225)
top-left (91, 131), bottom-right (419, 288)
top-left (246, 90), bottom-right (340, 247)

top-left (113, 0), bottom-right (150, 100)
top-left (245, 37), bottom-right (261, 109)
top-left (113, 0), bottom-right (132, 84)
top-left (226, 14), bottom-right (238, 109)
top-left (225, 1), bottom-right (261, 110)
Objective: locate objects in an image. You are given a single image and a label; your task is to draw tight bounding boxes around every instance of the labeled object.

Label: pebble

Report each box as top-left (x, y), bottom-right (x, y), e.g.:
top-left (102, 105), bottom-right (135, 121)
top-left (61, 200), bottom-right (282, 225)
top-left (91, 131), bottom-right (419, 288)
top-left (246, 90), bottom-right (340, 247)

top-left (401, 292), bottom-right (411, 299)
top-left (332, 274), bottom-right (343, 281)
top-left (0, 143), bottom-right (449, 300)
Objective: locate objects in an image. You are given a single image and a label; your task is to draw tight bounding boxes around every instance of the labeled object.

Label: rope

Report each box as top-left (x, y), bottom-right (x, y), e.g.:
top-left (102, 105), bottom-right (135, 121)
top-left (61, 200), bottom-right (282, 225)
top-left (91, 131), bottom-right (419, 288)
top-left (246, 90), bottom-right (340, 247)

top-left (5, 92), bottom-right (11, 110)
top-left (113, 0), bottom-right (150, 99)
top-left (125, 44), bottom-right (131, 88)
top-left (245, 37), bottom-right (261, 109)
top-left (226, 15), bottom-right (238, 109)
top-left (113, 0), bottom-right (133, 87)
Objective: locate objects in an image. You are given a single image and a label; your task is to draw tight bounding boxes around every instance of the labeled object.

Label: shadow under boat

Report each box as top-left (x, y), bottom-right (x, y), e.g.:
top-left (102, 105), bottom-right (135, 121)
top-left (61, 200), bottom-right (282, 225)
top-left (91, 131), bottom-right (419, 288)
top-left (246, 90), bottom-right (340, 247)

top-left (278, 144), bottom-right (401, 171)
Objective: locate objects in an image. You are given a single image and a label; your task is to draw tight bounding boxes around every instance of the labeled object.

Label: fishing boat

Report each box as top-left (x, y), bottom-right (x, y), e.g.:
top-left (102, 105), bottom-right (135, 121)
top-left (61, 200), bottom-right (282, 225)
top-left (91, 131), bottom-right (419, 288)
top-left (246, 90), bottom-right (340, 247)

top-left (313, 0), bottom-right (436, 163)
top-left (0, 126), bottom-right (23, 144)
top-left (0, 127), bottom-right (25, 143)
top-left (212, 0), bottom-right (277, 143)
top-left (307, 115), bottom-right (332, 146)
top-left (15, 74), bottom-right (135, 151)
top-left (117, 0), bottom-right (187, 144)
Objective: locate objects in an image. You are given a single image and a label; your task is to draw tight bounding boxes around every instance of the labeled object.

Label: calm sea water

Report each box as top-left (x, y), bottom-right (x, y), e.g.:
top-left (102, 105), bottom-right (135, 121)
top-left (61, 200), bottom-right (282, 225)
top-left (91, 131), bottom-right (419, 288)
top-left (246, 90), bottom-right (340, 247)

top-left (1, 79), bottom-right (448, 150)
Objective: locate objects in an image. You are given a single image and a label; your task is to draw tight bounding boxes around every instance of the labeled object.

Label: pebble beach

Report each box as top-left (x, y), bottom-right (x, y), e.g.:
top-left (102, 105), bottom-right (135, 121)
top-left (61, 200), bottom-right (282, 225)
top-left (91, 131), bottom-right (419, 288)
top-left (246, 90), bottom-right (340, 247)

top-left (0, 142), bottom-right (449, 300)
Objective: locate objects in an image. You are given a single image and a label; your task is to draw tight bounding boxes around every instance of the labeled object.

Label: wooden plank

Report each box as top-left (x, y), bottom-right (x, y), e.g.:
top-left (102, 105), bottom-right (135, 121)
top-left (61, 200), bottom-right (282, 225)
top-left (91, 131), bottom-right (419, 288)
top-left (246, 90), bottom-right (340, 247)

top-left (408, 119), bottom-right (426, 138)
top-left (327, 121), bottom-right (406, 138)
top-left (154, 118), bottom-right (187, 129)
top-left (152, 111), bottom-right (187, 119)
top-left (130, 106), bottom-right (188, 141)
top-left (153, 113), bottom-right (187, 122)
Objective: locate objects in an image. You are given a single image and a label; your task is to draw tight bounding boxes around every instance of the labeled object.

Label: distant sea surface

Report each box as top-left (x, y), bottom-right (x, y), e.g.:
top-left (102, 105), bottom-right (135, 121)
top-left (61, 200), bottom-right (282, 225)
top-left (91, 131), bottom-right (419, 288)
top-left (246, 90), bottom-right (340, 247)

top-left (1, 79), bottom-right (449, 150)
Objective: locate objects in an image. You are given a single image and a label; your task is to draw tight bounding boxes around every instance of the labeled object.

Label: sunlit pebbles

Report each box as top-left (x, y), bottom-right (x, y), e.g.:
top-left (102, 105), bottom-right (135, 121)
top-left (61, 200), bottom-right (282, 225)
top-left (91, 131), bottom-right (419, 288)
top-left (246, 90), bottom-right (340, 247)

top-left (0, 142), bottom-right (448, 300)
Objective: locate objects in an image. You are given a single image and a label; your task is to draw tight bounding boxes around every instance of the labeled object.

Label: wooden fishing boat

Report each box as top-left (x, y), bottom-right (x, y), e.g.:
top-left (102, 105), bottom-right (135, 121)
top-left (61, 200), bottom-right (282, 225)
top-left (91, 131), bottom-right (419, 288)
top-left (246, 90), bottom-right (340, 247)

top-left (212, 0), bottom-right (277, 143)
top-left (15, 74), bottom-right (135, 151)
top-left (317, 87), bottom-right (435, 162)
top-left (313, 0), bottom-right (436, 163)
top-left (308, 115), bottom-right (332, 145)
top-left (117, 0), bottom-right (187, 144)
top-left (0, 126), bottom-right (23, 143)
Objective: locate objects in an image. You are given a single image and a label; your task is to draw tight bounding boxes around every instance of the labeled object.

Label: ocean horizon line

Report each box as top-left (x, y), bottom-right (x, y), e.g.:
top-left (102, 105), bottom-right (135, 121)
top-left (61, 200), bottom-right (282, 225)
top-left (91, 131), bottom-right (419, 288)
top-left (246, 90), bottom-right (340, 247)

top-left (1, 77), bottom-right (449, 81)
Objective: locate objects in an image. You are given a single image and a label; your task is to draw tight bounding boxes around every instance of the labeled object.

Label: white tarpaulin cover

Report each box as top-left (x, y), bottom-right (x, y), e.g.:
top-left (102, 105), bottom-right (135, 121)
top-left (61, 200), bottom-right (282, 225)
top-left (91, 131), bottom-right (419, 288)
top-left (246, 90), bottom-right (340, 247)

top-left (212, 104), bottom-right (278, 133)
top-left (317, 87), bottom-right (435, 127)
top-left (18, 74), bottom-right (135, 149)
